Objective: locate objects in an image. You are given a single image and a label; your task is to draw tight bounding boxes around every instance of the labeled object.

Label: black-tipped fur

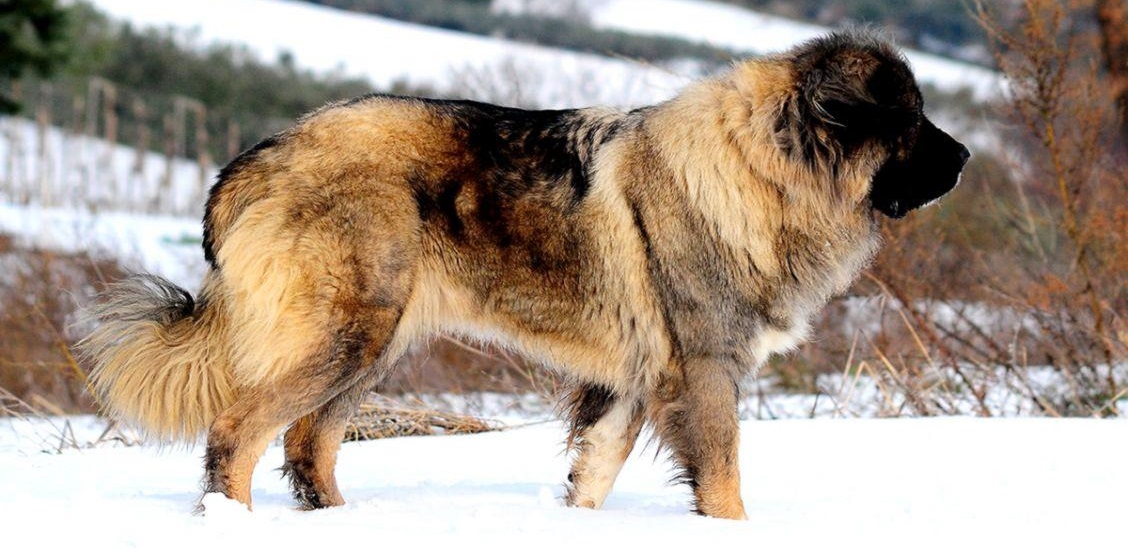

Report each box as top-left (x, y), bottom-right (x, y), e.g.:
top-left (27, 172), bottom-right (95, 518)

top-left (203, 134), bottom-right (282, 269)
top-left (83, 273), bottom-right (196, 326)
top-left (280, 460), bottom-right (322, 510)
top-left (83, 30), bottom-right (966, 519)
top-left (560, 383), bottom-right (616, 449)
top-left (777, 31), bottom-right (922, 174)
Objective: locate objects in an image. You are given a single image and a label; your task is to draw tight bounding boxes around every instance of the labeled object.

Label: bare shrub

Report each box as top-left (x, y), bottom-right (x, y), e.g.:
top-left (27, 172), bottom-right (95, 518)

top-left (0, 235), bottom-right (124, 414)
top-left (446, 57), bottom-right (665, 109)
top-left (344, 395), bottom-right (500, 441)
top-left (771, 0), bottom-right (1126, 417)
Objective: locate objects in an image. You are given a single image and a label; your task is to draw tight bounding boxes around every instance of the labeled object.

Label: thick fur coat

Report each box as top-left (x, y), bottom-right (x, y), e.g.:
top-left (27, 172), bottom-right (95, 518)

top-left (79, 31), bottom-right (968, 519)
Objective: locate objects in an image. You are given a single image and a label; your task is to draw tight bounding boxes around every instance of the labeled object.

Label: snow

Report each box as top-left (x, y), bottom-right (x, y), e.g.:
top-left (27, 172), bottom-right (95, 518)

top-left (52, 0), bottom-right (1003, 162)
top-left (0, 114), bottom-right (213, 288)
top-left (83, 0), bottom-right (692, 109)
top-left (84, 0), bottom-right (999, 110)
top-left (497, 0), bottom-right (1003, 99)
top-left (0, 4), bottom-right (1115, 544)
top-left (0, 202), bottom-right (207, 289)
top-left (0, 116), bottom-right (214, 215)
top-left (1, 415), bottom-right (1124, 547)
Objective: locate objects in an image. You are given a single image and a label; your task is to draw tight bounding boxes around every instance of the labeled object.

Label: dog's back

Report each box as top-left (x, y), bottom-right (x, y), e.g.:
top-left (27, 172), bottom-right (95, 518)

top-left (79, 32), bottom-right (967, 520)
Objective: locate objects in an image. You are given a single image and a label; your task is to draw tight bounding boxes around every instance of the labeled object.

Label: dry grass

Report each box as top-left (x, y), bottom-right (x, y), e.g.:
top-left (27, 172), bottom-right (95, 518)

top-left (0, 384), bottom-right (143, 451)
top-left (0, 237), bottom-right (123, 414)
top-left (0, 233), bottom-right (539, 446)
top-left (343, 395), bottom-right (501, 441)
top-left (765, 0), bottom-right (1127, 418)
top-left (385, 336), bottom-right (561, 397)
top-left (3, 2), bottom-right (1124, 427)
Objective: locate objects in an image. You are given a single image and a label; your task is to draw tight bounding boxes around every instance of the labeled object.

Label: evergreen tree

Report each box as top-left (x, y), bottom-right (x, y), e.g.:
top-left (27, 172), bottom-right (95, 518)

top-left (0, 0), bottom-right (71, 113)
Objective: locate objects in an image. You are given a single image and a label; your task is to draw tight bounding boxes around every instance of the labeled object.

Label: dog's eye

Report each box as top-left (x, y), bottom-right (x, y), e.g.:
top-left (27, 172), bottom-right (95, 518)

top-left (893, 114), bottom-right (923, 160)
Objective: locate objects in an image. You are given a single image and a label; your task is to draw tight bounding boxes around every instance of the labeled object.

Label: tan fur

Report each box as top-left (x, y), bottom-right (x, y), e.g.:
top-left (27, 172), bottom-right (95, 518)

top-left (695, 471), bottom-right (748, 520)
top-left (81, 272), bottom-right (235, 441)
top-left (79, 33), bottom-right (961, 517)
top-left (565, 399), bottom-right (644, 509)
top-left (283, 416), bottom-right (347, 508)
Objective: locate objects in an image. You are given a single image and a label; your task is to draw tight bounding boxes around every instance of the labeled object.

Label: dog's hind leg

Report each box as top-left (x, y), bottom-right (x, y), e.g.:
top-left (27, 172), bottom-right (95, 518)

top-left (200, 321), bottom-right (387, 510)
top-left (202, 380), bottom-right (326, 510)
top-left (281, 360), bottom-right (394, 510)
top-left (200, 255), bottom-right (412, 511)
top-left (201, 309), bottom-right (407, 511)
top-left (562, 384), bottom-right (645, 509)
top-left (199, 176), bottom-right (420, 511)
top-left (649, 360), bottom-right (746, 520)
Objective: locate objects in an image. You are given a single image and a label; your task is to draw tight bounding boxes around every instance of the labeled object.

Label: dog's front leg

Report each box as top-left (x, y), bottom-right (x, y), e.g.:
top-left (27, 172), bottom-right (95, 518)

top-left (652, 358), bottom-right (747, 520)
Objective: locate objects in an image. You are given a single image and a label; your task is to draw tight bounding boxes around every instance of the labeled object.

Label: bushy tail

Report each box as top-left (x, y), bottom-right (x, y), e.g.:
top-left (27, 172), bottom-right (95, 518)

top-left (78, 271), bottom-right (235, 442)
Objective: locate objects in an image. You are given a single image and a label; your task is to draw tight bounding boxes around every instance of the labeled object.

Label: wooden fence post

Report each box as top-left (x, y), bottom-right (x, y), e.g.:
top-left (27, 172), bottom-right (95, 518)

top-left (161, 109), bottom-right (176, 213)
top-left (66, 93), bottom-right (85, 210)
top-left (191, 100), bottom-right (209, 213)
top-left (3, 77), bottom-right (224, 216)
top-left (226, 119), bottom-right (241, 163)
top-left (36, 82), bottom-right (53, 207)
top-left (4, 82), bottom-right (26, 204)
top-left (130, 98), bottom-right (148, 212)
top-left (85, 77), bottom-right (119, 209)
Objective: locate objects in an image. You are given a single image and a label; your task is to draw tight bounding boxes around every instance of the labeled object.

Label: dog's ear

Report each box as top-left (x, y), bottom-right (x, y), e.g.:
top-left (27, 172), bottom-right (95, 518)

top-left (775, 35), bottom-right (920, 169)
top-left (810, 61), bottom-right (920, 151)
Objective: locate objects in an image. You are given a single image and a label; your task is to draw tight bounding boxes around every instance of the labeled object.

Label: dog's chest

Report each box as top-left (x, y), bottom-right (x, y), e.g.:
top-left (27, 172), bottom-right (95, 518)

top-left (742, 226), bottom-right (879, 365)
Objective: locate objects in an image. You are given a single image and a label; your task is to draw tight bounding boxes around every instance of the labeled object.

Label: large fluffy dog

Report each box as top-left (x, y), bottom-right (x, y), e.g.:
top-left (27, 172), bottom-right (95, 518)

top-left (80, 31), bottom-right (968, 519)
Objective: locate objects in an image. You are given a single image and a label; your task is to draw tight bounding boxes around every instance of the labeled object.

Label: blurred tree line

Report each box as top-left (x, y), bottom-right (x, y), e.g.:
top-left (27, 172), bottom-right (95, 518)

top-left (302, 0), bottom-right (736, 65)
top-left (717, 0), bottom-right (992, 63)
top-left (1, 1), bottom-right (413, 161)
top-left (1, 0), bottom-right (71, 113)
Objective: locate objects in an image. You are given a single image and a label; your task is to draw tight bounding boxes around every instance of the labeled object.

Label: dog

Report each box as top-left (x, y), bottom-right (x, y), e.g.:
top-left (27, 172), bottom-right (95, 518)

top-left (79, 30), bottom-right (968, 519)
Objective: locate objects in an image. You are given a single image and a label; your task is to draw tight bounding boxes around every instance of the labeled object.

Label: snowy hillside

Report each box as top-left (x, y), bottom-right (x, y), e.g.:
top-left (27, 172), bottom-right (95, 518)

top-left (0, 115), bottom-right (214, 288)
top-left (2, 416), bottom-right (1124, 547)
top-left (0, 202), bottom-right (206, 288)
top-left (497, 0), bottom-right (1002, 99)
top-left (85, 0), bottom-right (692, 109)
top-left (86, 0), bottom-right (999, 109)
top-left (0, 117), bottom-right (212, 216)
top-left (2, 0), bottom-right (1004, 278)
top-left (1, 4), bottom-right (1121, 546)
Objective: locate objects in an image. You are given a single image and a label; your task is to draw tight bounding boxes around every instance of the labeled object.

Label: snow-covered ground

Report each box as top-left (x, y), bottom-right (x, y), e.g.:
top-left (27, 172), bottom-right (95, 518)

top-left (1, 415), bottom-right (1124, 547)
top-left (0, 116), bottom-right (214, 216)
top-left (0, 114), bottom-right (214, 288)
top-left (3, 6), bottom-right (1111, 543)
top-left (0, 202), bottom-right (206, 288)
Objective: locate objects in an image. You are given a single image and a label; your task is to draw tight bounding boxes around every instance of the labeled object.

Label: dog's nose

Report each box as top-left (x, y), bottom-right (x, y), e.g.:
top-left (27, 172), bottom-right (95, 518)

top-left (958, 145), bottom-right (971, 166)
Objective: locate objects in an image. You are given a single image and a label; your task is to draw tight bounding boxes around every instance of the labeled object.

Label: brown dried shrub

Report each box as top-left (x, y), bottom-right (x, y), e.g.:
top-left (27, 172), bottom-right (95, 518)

top-left (0, 236), bottom-right (124, 414)
top-left (767, 0), bottom-right (1126, 417)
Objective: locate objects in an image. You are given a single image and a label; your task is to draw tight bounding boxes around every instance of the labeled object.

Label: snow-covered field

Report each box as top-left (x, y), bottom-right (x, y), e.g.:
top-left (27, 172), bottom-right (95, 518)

top-left (0, 116), bottom-right (214, 216)
top-left (86, 0), bottom-right (999, 109)
top-left (2, 415), bottom-right (1124, 547)
top-left (497, 0), bottom-right (1002, 99)
top-left (2, 4), bottom-right (1118, 545)
top-left (85, 0), bottom-right (692, 108)
top-left (0, 202), bottom-right (206, 288)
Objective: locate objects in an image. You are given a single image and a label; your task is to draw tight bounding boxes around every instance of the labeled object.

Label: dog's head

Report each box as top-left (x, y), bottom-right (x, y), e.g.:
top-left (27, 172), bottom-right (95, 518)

top-left (775, 31), bottom-right (969, 218)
